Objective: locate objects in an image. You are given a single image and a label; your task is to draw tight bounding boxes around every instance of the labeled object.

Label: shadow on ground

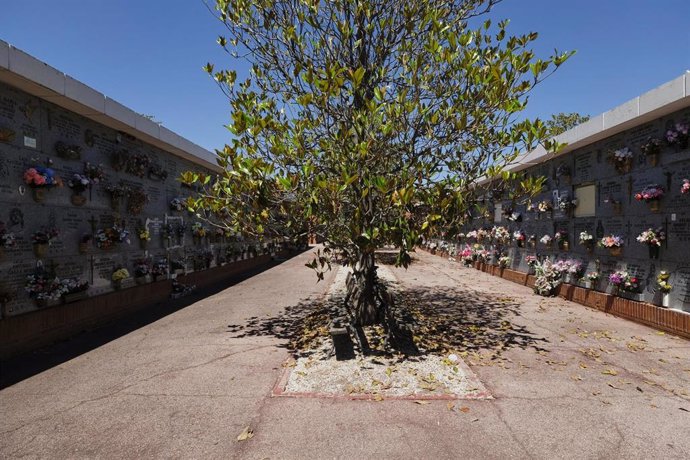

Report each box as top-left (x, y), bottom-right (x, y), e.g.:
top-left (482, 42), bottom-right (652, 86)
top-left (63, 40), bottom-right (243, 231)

top-left (227, 284), bottom-right (549, 359)
top-left (0, 258), bottom-right (294, 389)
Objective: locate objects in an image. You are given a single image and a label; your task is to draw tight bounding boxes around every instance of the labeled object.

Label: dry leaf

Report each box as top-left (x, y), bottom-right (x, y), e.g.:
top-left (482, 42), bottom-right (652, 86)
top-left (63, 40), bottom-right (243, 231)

top-left (602, 369), bottom-right (618, 376)
top-left (413, 400), bottom-right (431, 405)
top-left (459, 406), bottom-right (471, 413)
top-left (447, 402), bottom-right (456, 411)
top-left (373, 394), bottom-right (384, 402)
top-left (608, 383), bottom-right (622, 390)
top-left (237, 426), bottom-right (254, 442)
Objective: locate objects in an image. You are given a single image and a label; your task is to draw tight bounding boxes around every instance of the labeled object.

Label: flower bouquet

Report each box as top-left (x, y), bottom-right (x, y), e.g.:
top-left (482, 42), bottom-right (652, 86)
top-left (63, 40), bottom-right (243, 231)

top-left (55, 141), bottom-right (82, 160)
top-left (125, 152), bottom-right (151, 178)
top-left (95, 225), bottom-right (130, 250)
top-left (127, 187), bottom-right (149, 215)
top-left (111, 268), bottom-right (131, 289)
top-left (665, 122), bottom-right (688, 150)
top-left (61, 277), bottom-right (90, 303)
top-left (84, 162), bottom-right (106, 184)
top-left (656, 271), bottom-right (672, 307)
top-left (682, 179), bottom-right (690, 195)
top-left (67, 173), bottom-right (91, 206)
top-left (533, 259), bottom-right (563, 297)
top-left (152, 259), bottom-right (169, 281)
top-left (0, 221), bottom-right (16, 259)
top-left (599, 235), bottom-right (624, 256)
top-left (513, 230), bottom-right (526, 247)
top-left (133, 259), bottom-right (152, 284)
top-left (170, 197), bottom-right (185, 212)
top-left (634, 184), bottom-right (664, 212)
top-left (25, 272), bottom-right (66, 307)
top-left (579, 231), bottom-right (594, 252)
top-left (540, 234), bottom-right (553, 248)
top-left (498, 255), bottom-right (511, 269)
top-left (537, 200), bottom-right (553, 218)
top-left (491, 226), bottom-right (510, 244)
top-left (106, 183), bottom-right (130, 211)
top-left (23, 166), bottom-right (62, 202)
top-left (31, 228), bottom-right (59, 258)
top-left (583, 271), bottom-right (599, 289)
top-left (554, 230), bottom-right (569, 251)
top-left (640, 137), bottom-right (662, 166)
top-left (636, 227), bottom-right (665, 259)
top-left (609, 147), bottom-right (633, 173)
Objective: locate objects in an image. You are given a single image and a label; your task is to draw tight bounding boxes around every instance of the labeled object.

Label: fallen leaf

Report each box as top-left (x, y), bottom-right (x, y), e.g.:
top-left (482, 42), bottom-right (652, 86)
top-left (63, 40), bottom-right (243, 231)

top-left (373, 394), bottom-right (384, 402)
top-left (680, 407), bottom-right (690, 412)
top-left (413, 400), bottom-right (431, 405)
top-left (636, 387), bottom-right (643, 393)
top-left (602, 369), bottom-right (618, 376)
top-left (608, 383), bottom-right (622, 390)
top-left (459, 406), bottom-right (470, 413)
top-left (237, 426), bottom-right (254, 442)
top-left (447, 402), bottom-right (456, 411)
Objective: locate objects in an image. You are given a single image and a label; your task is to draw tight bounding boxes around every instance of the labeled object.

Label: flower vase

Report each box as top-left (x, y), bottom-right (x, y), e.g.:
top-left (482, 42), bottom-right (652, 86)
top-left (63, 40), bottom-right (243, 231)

top-left (33, 243), bottom-right (48, 258)
top-left (648, 245), bottom-right (660, 259)
top-left (647, 153), bottom-right (660, 167)
top-left (111, 196), bottom-right (121, 211)
top-left (609, 247), bottom-right (622, 257)
top-left (71, 194), bottom-right (87, 207)
top-left (583, 280), bottom-right (592, 289)
top-left (517, 240), bottom-right (524, 248)
top-left (612, 203), bottom-right (622, 215)
top-left (32, 188), bottom-right (46, 203)
top-left (560, 241), bottom-right (569, 252)
top-left (649, 201), bottom-right (660, 213)
top-left (662, 293), bottom-right (670, 308)
top-left (79, 242), bottom-right (89, 254)
top-left (620, 159), bottom-right (632, 174)
top-left (113, 280), bottom-right (122, 290)
top-left (135, 275), bottom-right (152, 285)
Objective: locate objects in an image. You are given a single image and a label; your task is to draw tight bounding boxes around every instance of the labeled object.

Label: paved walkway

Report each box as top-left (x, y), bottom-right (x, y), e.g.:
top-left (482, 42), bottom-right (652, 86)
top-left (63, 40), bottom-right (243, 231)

top-left (1, 249), bottom-right (689, 459)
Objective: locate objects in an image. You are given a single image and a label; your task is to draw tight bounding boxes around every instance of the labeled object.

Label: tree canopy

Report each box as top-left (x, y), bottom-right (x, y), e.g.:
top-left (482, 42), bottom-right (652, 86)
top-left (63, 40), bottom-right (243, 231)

top-left (181, 0), bottom-right (573, 325)
top-left (546, 112), bottom-right (590, 137)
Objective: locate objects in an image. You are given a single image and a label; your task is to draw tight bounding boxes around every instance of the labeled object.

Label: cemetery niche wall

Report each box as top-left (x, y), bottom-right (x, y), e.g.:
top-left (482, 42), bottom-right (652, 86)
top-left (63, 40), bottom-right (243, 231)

top-left (442, 106), bottom-right (690, 312)
top-left (0, 81), bottom-right (271, 320)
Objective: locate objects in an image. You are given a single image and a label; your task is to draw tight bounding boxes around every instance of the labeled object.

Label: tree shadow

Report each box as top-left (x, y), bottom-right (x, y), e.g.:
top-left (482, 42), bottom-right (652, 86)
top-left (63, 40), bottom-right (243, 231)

top-left (226, 284), bottom-right (549, 360)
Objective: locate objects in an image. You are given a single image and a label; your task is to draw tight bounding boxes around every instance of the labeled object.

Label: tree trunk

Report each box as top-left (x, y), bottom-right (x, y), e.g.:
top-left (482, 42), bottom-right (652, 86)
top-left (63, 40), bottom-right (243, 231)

top-left (349, 251), bottom-right (380, 326)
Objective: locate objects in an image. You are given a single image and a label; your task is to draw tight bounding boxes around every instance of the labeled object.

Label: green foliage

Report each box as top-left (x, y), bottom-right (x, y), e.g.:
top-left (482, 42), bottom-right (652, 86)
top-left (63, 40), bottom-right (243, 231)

top-left (546, 112), bottom-right (590, 137)
top-left (184, 0), bottom-right (572, 277)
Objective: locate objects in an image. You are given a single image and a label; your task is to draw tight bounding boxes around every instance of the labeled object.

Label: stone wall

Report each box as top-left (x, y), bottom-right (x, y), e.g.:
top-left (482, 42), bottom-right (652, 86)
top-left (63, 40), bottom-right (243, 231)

top-left (0, 81), bottom-right (267, 319)
top-left (451, 107), bottom-right (690, 311)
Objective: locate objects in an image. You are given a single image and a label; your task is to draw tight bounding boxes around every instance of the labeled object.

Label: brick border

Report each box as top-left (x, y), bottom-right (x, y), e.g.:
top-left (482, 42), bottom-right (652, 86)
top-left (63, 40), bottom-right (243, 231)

top-left (0, 251), bottom-right (296, 359)
top-left (423, 249), bottom-right (690, 340)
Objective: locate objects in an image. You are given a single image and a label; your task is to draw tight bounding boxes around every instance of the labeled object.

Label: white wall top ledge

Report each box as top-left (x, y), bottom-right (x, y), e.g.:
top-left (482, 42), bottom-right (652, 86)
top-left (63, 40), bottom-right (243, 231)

top-left (0, 39), bottom-right (217, 170)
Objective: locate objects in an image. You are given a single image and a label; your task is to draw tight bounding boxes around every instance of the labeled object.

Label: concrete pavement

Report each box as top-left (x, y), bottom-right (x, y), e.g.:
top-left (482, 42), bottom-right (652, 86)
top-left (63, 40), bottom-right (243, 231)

top-left (1, 249), bottom-right (689, 459)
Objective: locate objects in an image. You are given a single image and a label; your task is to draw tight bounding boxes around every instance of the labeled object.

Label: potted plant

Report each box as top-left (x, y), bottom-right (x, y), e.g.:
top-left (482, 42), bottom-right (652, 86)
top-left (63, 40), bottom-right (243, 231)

top-left (95, 224), bottom-right (130, 250)
top-left (609, 147), bottom-right (634, 173)
top-left (148, 164), bottom-right (168, 182)
top-left (558, 197), bottom-right (577, 217)
top-left (125, 152), bottom-right (151, 178)
top-left (634, 184), bottom-right (664, 212)
top-left (133, 260), bottom-right (152, 285)
top-left (83, 162), bottom-right (106, 185)
top-left (607, 270), bottom-right (627, 295)
top-left (540, 234), bottom-right (553, 248)
top-left (23, 165), bottom-right (62, 202)
top-left (640, 137), bottom-right (662, 166)
top-left (554, 230), bottom-right (569, 251)
top-left (579, 231), bottom-right (594, 253)
top-left (79, 234), bottom-right (92, 254)
top-left (61, 277), bottom-right (89, 303)
top-left (55, 141), bottom-right (82, 160)
top-left (491, 226), bottom-right (510, 245)
top-left (583, 271), bottom-right (599, 290)
top-left (565, 260), bottom-right (584, 284)
top-left (31, 228), bottom-right (59, 258)
top-left (111, 268), bottom-right (131, 290)
top-left (537, 200), bottom-right (553, 219)
top-left (25, 272), bottom-right (65, 308)
top-left (533, 259), bottom-right (562, 297)
top-left (0, 221), bottom-right (17, 260)
top-left (170, 197), bottom-right (185, 213)
top-left (67, 173), bottom-right (91, 206)
top-left (599, 235), bottom-right (624, 256)
top-left (656, 271), bottom-right (672, 308)
top-left (513, 230), bottom-right (526, 248)
top-left (665, 122), bottom-right (689, 150)
top-left (525, 255), bottom-right (537, 275)
top-left (106, 183), bottom-right (130, 211)
top-left (636, 227), bottom-right (665, 259)
top-left (138, 227), bottom-right (151, 249)
top-left (192, 222), bottom-right (207, 245)
top-left (152, 259), bottom-right (169, 281)
top-left (127, 188), bottom-right (149, 215)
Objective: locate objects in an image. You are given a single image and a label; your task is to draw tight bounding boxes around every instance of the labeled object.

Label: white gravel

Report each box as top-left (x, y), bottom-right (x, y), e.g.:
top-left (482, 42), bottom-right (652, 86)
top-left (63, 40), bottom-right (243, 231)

top-left (283, 264), bottom-right (490, 398)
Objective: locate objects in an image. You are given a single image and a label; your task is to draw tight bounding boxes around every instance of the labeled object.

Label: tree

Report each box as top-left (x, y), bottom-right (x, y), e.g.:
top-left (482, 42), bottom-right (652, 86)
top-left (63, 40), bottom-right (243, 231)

top-left (545, 112), bottom-right (590, 137)
top-left (182, 0), bottom-right (572, 336)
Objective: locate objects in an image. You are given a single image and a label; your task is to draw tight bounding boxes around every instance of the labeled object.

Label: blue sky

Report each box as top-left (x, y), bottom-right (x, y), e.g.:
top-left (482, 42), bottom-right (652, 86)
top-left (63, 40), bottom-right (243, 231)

top-left (2, 0), bottom-right (689, 152)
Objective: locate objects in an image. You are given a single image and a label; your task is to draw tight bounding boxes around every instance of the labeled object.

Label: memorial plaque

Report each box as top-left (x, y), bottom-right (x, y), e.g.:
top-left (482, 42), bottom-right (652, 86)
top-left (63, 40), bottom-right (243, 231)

top-left (574, 151), bottom-right (595, 182)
